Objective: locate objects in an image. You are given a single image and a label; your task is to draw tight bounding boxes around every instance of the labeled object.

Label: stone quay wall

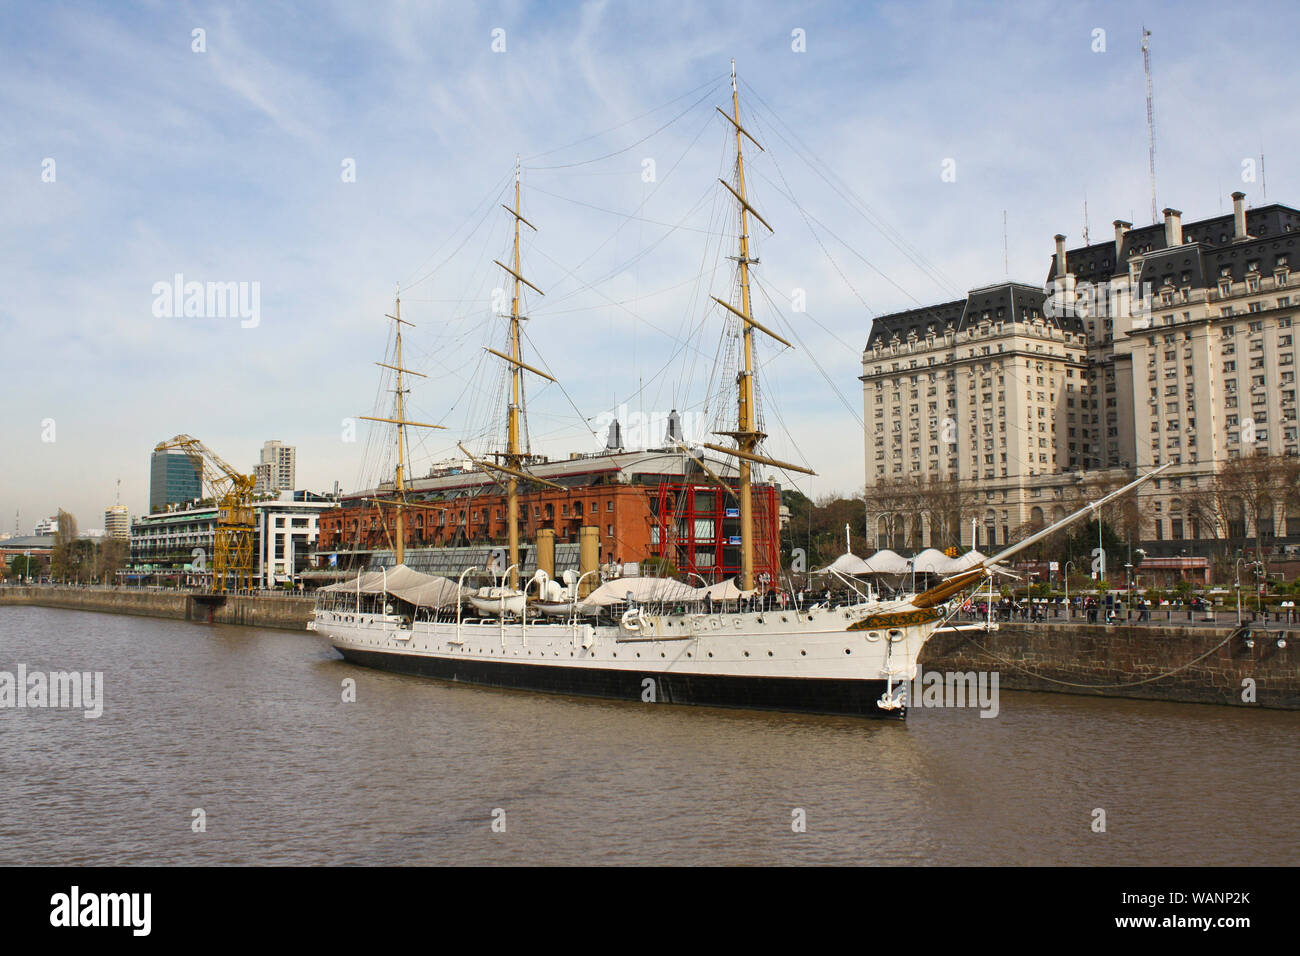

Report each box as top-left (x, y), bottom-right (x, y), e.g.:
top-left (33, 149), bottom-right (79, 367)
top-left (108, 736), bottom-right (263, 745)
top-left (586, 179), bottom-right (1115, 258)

top-left (921, 621), bottom-right (1298, 710)
top-left (0, 586), bottom-right (314, 632)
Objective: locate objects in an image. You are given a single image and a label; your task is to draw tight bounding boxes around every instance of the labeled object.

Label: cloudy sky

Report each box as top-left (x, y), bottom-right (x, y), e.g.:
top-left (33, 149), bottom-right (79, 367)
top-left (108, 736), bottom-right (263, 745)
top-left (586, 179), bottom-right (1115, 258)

top-left (3, 0), bottom-right (1297, 532)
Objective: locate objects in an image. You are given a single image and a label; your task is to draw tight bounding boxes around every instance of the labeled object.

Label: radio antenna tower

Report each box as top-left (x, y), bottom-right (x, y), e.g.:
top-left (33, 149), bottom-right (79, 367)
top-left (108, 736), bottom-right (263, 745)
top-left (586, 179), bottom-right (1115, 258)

top-left (1142, 26), bottom-right (1157, 223)
top-left (1002, 210), bottom-right (1008, 275)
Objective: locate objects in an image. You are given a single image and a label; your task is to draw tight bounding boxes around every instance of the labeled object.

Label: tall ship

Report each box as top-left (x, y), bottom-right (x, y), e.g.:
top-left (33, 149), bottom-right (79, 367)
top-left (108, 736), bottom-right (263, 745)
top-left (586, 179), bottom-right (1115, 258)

top-left (309, 64), bottom-right (1165, 718)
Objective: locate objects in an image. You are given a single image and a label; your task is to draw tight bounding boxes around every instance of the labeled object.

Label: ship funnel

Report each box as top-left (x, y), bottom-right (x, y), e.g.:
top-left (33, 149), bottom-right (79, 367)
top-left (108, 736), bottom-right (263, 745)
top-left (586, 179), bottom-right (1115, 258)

top-left (665, 409), bottom-right (683, 444)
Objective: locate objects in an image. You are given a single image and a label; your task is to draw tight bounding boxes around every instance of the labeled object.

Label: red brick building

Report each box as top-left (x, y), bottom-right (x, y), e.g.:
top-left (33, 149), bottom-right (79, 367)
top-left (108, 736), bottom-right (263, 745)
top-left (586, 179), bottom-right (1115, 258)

top-left (316, 449), bottom-right (781, 582)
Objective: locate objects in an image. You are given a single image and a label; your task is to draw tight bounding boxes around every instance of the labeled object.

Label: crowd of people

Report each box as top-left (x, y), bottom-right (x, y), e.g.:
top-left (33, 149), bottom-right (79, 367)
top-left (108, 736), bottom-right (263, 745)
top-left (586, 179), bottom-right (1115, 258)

top-left (959, 593), bottom-right (1171, 624)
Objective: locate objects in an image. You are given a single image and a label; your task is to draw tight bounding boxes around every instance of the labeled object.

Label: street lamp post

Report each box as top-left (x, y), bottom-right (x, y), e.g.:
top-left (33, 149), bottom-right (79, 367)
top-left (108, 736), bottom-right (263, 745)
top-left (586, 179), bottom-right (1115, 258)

top-left (1255, 562), bottom-right (1264, 616)
top-left (1235, 556), bottom-right (1244, 626)
top-left (1097, 509), bottom-right (1105, 582)
top-left (1124, 562), bottom-right (1133, 620)
top-left (1065, 560), bottom-right (1075, 619)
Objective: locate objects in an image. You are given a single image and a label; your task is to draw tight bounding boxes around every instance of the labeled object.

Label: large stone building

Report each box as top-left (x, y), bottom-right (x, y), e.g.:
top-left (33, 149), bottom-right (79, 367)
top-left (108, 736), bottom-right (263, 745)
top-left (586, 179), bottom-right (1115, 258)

top-left (863, 191), bottom-right (1300, 561)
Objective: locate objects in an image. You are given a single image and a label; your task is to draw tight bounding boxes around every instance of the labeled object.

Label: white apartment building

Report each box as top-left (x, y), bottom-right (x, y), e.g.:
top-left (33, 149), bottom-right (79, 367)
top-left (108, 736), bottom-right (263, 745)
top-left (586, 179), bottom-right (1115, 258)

top-left (863, 192), bottom-right (1300, 557)
top-left (253, 440), bottom-right (296, 495)
top-left (129, 493), bottom-right (333, 587)
top-left (105, 505), bottom-right (130, 539)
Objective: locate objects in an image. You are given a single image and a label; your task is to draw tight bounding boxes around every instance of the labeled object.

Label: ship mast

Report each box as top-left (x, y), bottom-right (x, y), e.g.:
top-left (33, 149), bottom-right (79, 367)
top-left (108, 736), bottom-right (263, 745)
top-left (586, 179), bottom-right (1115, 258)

top-left (482, 156), bottom-right (561, 590)
top-left (360, 291), bottom-right (444, 566)
top-left (506, 158), bottom-right (525, 590)
top-left (704, 60), bottom-right (813, 591)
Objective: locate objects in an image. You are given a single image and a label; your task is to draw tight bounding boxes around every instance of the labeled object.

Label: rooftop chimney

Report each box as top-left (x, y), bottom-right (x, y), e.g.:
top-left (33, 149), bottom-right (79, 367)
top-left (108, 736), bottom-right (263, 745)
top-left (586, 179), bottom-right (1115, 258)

top-left (1232, 191), bottom-right (1249, 240)
top-left (1054, 234), bottom-right (1068, 278)
top-left (1163, 208), bottom-right (1183, 247)
top-left (1113, 219), bottom-right (1131, 259)
top-left (605, 418), bottom-right (624, 452)
top-left (665, 409), bottom-right (683, 444)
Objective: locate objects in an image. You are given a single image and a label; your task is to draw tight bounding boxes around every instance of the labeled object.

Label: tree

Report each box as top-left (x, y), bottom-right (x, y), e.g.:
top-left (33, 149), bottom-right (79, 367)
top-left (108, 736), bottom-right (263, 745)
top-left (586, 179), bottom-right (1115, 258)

top-left (1186, 450), bottom-right (1300, 571)
top-left (864, 478), bottom-right (915, 551)
top-left (916, 474), bottom-right (981, 552)
top-left (1059, 518), bottom-right (1125, 578)
top-left (8, 554), bottom-right (41, 581)
top-left (50, 509), bottom-right (79, 580)
top-left (96, 537), bottom-right (129, 584)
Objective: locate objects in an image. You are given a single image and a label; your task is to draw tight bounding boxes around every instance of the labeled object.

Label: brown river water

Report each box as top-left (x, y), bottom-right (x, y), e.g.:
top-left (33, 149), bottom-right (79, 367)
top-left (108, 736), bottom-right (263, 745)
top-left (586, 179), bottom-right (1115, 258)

top-left (1, 606), bottom-right (1295, 865)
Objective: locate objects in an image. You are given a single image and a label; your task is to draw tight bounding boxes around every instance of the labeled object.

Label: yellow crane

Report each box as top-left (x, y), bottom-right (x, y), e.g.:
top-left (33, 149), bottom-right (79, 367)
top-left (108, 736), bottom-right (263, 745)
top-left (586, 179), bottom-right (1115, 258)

top-left (154, 435), bottom-right (257, 593)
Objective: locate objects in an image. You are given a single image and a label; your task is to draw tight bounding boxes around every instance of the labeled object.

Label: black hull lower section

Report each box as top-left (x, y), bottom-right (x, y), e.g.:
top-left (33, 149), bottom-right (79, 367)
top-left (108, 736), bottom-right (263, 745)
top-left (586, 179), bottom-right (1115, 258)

top-left (333, 645), bottom-right (906, 719)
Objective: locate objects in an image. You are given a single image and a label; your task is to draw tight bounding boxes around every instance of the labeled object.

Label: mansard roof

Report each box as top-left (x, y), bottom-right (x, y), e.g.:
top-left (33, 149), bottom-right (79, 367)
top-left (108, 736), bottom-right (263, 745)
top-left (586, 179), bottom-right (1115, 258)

top-left (1047, 203), bottom-right (1300, 285)
top-left (865, 281), bottom-right (1082, 349)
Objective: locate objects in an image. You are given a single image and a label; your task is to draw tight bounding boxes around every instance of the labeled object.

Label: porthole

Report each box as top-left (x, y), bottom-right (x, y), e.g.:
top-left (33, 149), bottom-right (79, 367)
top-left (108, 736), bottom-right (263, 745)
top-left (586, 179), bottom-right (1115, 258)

top-left (844, 648), bottom-right (852, 655)
top-left (743, 651), bottom-right (750, 657)
top-left (767, 651), bottom-right (773, 657)
top-left (707, 651), bottom-right (713, 658)
top-left (800, 649), bottom-right (806, 656)
top-left (781, 616), bottom-right (789, 623)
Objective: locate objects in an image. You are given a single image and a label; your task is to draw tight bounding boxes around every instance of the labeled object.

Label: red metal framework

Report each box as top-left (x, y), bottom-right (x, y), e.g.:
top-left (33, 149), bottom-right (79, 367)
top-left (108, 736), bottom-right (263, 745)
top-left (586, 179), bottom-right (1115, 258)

top-left (651, 482), bottom-right (780, 585)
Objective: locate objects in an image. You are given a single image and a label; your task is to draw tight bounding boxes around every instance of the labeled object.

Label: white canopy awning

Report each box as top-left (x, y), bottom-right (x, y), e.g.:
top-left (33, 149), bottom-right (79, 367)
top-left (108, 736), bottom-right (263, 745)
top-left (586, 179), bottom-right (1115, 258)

top-left (698, 577), bottom-right (757, 601)
top-left (812, 552), bottom-right (878, 575)
top-left (578, 576), bottom-right (702, 610)
top-left (946, 550), bottom-right (987, 572)
top-left (862, 549), bottom-right (912, 573)
top-left (813, 548), bottom-right (989, 576)
top-left (319, 564), bottom-right (465, 608)
top-left (910, 548), bottom-right (950, 573)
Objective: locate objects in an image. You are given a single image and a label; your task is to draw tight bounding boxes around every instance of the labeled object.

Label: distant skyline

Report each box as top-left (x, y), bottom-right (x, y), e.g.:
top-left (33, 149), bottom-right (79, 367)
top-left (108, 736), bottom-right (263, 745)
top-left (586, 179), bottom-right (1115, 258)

top-left (4, 0), bottom-right (1298, 529)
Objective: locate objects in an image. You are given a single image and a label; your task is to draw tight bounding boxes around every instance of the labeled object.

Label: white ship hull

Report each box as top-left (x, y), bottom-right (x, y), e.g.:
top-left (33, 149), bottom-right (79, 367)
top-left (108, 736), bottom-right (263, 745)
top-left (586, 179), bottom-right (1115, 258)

top-left (310, 600), bottom-right (941, 718)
